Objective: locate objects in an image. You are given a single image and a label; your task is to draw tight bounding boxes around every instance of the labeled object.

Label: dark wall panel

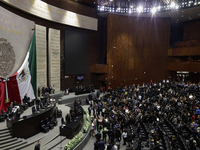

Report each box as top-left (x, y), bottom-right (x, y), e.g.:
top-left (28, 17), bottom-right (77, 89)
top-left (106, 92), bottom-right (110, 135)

top-left (65, 30), bottom-right (87, 75)
top-left (184, 19), bottom-right (200, 41)
top-left (107, 14), bottom-right (170, 89)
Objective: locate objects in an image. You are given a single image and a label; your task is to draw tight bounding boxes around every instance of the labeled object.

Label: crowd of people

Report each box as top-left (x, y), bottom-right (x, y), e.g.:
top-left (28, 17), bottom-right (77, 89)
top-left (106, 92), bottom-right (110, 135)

top-left (66, 85), bottom-right (95, 93)
top-left (88, 80), bottom-right (200, 150)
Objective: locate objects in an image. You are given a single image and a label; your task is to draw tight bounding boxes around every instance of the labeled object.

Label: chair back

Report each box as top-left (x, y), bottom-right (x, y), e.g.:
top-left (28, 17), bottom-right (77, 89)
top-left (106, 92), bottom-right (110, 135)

top-left (32, 106), bottom-right (36, 114)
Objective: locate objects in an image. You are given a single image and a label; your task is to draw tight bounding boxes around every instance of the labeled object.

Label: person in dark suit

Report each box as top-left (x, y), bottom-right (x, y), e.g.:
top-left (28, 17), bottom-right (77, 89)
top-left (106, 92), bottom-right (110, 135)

top-left (16, 108), bottom-right (21, 120)
top-left (66, 114), bottom-right (72, 123)
top-left (98, 139), bottom-right (105, 150)
top-left (94, 140), bottom-right (99, 150)
top-left (65, 114), bottom-right (69, 123)
top-left (102, 128), bottom-right (107, 143)
top-left (74, 99), bottom-right (78, 107)
top-left (61, 117), bottom-right (65, 125)
top-left (34, 140), bottom-right (40, 150)
top-left (107, 141), bottom-right (113, 150)
top-left (42, 87), bottom-right (45, 95)
top-left (38, 87), bottom-right (40, 97)
top-left (23, 93), bottom-right (29, 103)
top-left (88, 106), bottom-right (91, 116)
top-left (36, 97), bottom-right (40, 106)
top-left (89, 93), bottom-right (93, 100)
top-left (96, 131), bottom-right (101, 141)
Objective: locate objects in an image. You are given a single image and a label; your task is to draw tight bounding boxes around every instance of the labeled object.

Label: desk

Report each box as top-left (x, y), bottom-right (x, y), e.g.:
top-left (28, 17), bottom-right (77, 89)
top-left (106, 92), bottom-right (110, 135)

top-left (6, 103), bottom-right (57, 139)
top-left (75, 90), bottom-right (91, 95)
top-left (60, 106), bottom-right (83, 139)
top-left (60, 115), bottom-right (83, 139)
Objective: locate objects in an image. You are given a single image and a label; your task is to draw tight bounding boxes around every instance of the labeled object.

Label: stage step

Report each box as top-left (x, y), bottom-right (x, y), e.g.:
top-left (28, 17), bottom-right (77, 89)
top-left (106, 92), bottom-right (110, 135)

top-left (0, 135), bottom-right (13, 141)
top-left (0, 138), bottom-right (23, 149)
top-left (0, 129), bottom-right (10, 135)
top-left (2, 140), bottom-right (27, 150)
top-left (0, 137), bottom-right (18, 145)
top-left (42, 136), bottom-right (67, 150)
top-left (0, 132), bottom-right (11, 138)
top-left (0, 128), bottom-right (10, 132)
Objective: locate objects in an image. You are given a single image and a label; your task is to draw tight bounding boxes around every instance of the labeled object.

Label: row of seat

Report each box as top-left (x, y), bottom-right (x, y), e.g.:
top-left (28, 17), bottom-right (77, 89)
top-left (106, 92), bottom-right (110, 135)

top-left (0, 109), bottom-right (7, 122)
top-left (41, 115), bottom-right (57, 133)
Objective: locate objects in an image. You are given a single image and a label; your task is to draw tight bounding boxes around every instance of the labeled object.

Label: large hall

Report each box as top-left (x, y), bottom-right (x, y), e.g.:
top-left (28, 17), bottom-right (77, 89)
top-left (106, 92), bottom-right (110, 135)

top-left (0, 0), bottom-right (200, 150)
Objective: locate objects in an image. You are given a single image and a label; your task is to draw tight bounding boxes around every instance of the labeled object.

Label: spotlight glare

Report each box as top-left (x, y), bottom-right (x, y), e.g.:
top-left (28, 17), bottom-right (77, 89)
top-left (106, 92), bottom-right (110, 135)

top-left (151, 7), bottom-right (157, 14)
top-left (170, 2), bottom-right (176, 8)
top-left (157, 6), bottom-right (161, 10)
top-left (137, 6), bottom-right (143, 13)
top-left (116, 7), bottom-right (121, 12)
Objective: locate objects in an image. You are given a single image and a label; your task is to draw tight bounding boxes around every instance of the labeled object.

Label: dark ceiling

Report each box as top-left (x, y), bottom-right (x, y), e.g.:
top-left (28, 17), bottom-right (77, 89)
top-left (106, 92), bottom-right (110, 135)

top-left (72, 0), bottom-right (200, 24)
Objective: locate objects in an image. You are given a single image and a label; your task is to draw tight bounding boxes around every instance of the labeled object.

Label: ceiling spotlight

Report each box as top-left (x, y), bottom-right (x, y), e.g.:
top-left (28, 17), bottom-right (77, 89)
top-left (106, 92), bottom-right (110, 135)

top-left (175, 5), bottom-right (179, 9)
top-left (151, 7), bottom-right (157, 14)
top-left (157, 6), bottom-right (161, 10)
top-left (117, 7), bottom-right (121, 12)
top-left (170, 2), bottom-right (176, 8)
top-left (137, 6), bottom-right (143, 13)
top-left (130, 5), bottom-right (133, 8)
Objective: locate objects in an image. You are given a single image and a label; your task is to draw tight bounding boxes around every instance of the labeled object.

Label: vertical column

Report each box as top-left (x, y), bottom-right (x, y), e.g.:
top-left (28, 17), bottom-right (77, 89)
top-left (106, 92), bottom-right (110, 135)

top-left (48, 28), bottom-right (60, 93)
top-left (36, 24), bottom-right (47, 91)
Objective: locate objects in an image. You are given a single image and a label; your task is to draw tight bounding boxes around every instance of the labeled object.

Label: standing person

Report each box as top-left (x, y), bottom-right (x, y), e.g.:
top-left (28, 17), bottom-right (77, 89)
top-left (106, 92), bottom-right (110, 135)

top-left (91, 121), bottom-right (95, 137)
top-left (122, 129), bottom-right (127, 145)
top-left (98, 139), bottom-right (105, 150)
top-left (107, 141), bottom-right (113, 150)
top-left (9, 102), bottom-right (14, 113)
top-left (112, 142), bottom-right (118, 150)
top-left (95, 131), bottom-right (101, 141)
top-left (38, 87), bottom-right (40, 97)
top-left (16, 108), bottom-right (21, 120)
top-left (88, 106), bottom-right (91, 116)
top-left (94, 140), bottom-right (99, 150)
top-left (34, 140), bottom-right (40, 150)
top-left (102, 127), bottom-right (107, 143)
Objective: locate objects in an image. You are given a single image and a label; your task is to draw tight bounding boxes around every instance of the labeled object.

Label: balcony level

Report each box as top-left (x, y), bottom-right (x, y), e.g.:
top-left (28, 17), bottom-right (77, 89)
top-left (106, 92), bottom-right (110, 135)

top-left (90, 64), bottom-right (108, 74)
top-left (168, 62), bottom-right (200, 72)
top-left (168, 46), bottom-right (200, 56)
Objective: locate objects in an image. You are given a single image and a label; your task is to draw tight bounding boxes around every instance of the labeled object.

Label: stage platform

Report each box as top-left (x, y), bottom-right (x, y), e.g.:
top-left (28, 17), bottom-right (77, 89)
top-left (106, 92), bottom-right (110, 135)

top-left (50, 90), bottom-right (96, 105)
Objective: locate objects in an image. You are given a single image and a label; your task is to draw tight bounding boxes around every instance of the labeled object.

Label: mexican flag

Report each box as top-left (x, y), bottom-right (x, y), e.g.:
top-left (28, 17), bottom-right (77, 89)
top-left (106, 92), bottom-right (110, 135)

top-left (6, 31), bottom-right (37, 106)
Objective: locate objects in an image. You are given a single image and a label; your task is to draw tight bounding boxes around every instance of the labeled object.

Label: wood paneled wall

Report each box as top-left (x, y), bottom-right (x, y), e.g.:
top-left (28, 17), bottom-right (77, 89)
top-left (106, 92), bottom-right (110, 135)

top-left (107, 14), bottom-right (170, 89)
top-left (168, 63), bottom-right (200, 72)
top-left (168, 46), bottom-right (200, 56)
top-left (184, 19), bottom-right (200, 41)
top-left (90, 65), bottom-right (108, 73)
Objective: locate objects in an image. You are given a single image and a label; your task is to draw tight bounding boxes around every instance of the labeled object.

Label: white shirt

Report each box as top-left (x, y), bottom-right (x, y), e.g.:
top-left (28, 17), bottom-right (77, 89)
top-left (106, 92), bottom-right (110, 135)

top-left (189, 95), bottom-right (193, 99)
top-left (112, 145), bottom-right (118, 150)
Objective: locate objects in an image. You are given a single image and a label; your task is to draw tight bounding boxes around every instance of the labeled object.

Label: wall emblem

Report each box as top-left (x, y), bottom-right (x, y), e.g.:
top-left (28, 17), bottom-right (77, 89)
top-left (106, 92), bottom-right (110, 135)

top-left (0, 38), bottom-right (15, 77)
